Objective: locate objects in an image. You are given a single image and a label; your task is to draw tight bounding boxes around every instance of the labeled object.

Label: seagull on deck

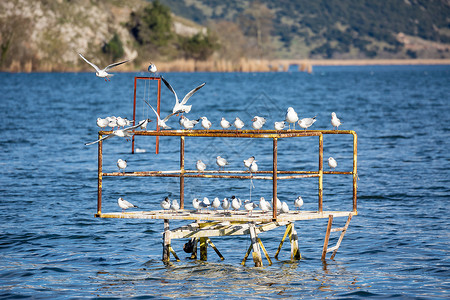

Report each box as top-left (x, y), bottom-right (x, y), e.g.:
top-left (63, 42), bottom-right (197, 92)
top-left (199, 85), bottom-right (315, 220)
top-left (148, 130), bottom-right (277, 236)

top-left (233, 117), bottom-right (245, 130)
top-left (222, 197), bottom-right (230, 211)
top-left (117, 159), bottom-right (127, 173)
top-left (259, 197), bottom-right (271, 213)
top-left (231, 196), bottom-right (242, 211)
top-left (200, 197), bottom-right (210, 212)
top-left (200, 117), bottom-right (212, 130)
top-left (161, 76), bottom-right (206, 115)
top-left (220, 117), bottom-right (232, 131)
top-left (171, 199), bottom-right (180, 211)
top-left (243, 156), bottom-right (256, 168)
top-left (274, 121), bottom-right (286, 131)
top-left (192, 198), bottom-right (201, 211)
top-left (211, 197), bottom-right (221, 210)
top-left (252, 116), bottom-right (266, 131)
top-left (143, 100), bottom-right (176, 130)
top-left (85, 120), bottom-right (146, 145)
top-left (328, 157), bottom-right (337, 170)
top-left (196, 160), bottom-right (206, 174)
top-left (271, 197), bottom-right (282, 212)
top-left (160, 196), bottom-right (171, 210)
top-left (78, 53), bottom-right (130, 81)
top-left (118, 197), bottom-right (138, 213)
top-left (294, 196), bottom-right (304, 211)
top-left (280, 201), bottom-right (289, 214)
top-left (244, 200), bottom-right (258, 216)
top-left (180, 116), bottom-right (199, 130)
top-left (331, 112), bottom-right (342, 130)
top-left (216, 156), bottom-right (229, 171)
top-left (298, 116), bottom-right (317, 130)
top-left (285, 107), bottom-right (299, 130)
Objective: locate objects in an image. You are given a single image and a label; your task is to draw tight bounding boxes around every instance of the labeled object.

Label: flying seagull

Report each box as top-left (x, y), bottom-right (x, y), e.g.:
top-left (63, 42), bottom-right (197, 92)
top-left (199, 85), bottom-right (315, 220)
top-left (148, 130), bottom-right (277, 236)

top-left (161, 76), bottom-right (206, 114)
top-left (78, 53), bottom-right (129, 81)
top-left (85, 120), bottom-right (146, 145)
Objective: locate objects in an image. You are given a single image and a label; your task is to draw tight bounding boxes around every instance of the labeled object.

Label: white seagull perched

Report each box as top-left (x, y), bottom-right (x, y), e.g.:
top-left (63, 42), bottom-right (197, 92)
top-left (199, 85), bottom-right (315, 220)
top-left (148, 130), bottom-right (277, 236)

top-left (117, 197), bottom-right (138, 213)
top-left (243, 156), bottom-right (256, 168)
top-left (222, 198), bottom-right (230, 211)
top-left (274, 121), bottom-right (286, 131)
top-left (244, 200), bottom-right (258, 216)
top-left (171, 199), bottom-right (180, 211)
top-left (231, 195), bottom-right (242, 211)
top-left (252, 116), bottom-right (266, 131)
top-left (233, 117), bottom-right (245, 130)
top-left (78, 53), bottom-right (130, 81)
top-left (116, 117), bottom-right (127, 128)
top-left (200, 197), bottom-right (211, 212)
top-left (211, 197), bottom-right (221, 210)
top-left (200, 116), bottom-right (212, 130)
top-left (180, 116), bottom-right (199, 130)
top-left (249, 161), bottom-right (258, 174)
top-left (192, 198), bottom-right (201, 211)
top-left (220, 117), bottom-right (232, 131)
top-left (161, 76), bottom-right (206, 115)
top-left (196, 160), bottom-right (206, 174)
top-left (259, 197), bottom-right (271, 213)
top-left (85, 120), bottom-right (146, 145)
top-left (117, 159), bottom-right (127, 173)
top-left (271, 197), bottom-right (282, 212)
top-left (280, 201), bottom-right (289, 214)
top-left (160, 196), bottom-right (171, 210)
top-left (143, 100), bottom-right (176, 130)
top-left (328, 157), bottom-right (337, 170)
top-left (298, 116), bottom-right (317, 130)
top-left (331, 112), bottom-right (342, 130)
top-left (107, 116), bottom-right (117, 130)
top-left (139, 118), bottom-right (151, 130)
top-left (148, 62), bottom-right (157, 73)
top-left (285, 107), bottom-right (299, 130)
top-left (216, 156), bottom-right (229, 171)
top-left (294, 196), bottom-right (304, 211)
top-left (97, 117), bottom-right (109, 129)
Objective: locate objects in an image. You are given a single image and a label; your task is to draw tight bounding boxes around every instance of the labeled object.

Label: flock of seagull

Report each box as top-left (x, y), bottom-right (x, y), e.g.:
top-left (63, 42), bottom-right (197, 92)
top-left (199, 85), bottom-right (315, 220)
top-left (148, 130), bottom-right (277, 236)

top-left (79, 54), bottom-right (342, 215)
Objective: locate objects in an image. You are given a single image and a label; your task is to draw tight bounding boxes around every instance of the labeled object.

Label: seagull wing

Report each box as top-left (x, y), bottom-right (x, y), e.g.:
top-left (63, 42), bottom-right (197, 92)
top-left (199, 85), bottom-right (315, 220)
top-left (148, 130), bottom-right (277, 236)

top-left (85, 133), bottom-right (115, 145)
top-left (78, 53), bottom-right (101, 72)
top-left (122, 199), bottom-right (136, 208)
top-left (104, 59), bottom-right (130, 71)
top-left (180, 82), bottom-right (206, 105)
top-left (161, 77), bottom-right (180, 106)
top-left (142, 100), bottom-right (161, 123)
top-left (162, 112), bottom-right (177, 122)
top-left (122, 119), bottom-right (146, 132)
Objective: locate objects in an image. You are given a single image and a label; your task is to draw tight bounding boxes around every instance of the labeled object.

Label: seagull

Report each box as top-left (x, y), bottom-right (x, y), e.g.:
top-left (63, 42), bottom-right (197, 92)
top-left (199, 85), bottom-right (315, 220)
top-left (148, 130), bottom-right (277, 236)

top-left (117, 197), bottom-right (138, 213)
top-left (160, 196), bottom-right (171, 210)
top-left (328, 157), bottom-right (337, 170)
top-left (220, 117), bottom-right (232, 131)
top-left (85, 120), bottom-right (146, 145)
top-left (294, 196), bottom-right (304, 211)
top-left (252, 116), bottom-right (266, 131)
top-left (211, 197), bottom-right (221, 210)
top-left (97, 117), bottom-right (109, 129)
top-left (259, 197), bottom-right (271, 213)
top-left (180, 115), bottom-right (199, 130)
top-left (331, 112), bottom-right (342, 130)
top-left (271, 197), bottom-right (282, 212)
top-left (243, 156), bottom-right (256, 168)
top-left (117, 158), bottom-right (127, 173)
top-left (222, 197), bottom-right (230, 211)
top-left (78, 53), bottom-right (129, 81)
top-left (233, 117), bottom-right (245, 130)
top-left (280, 201), bottom-right (289, 213)
top-left (143, 100), bottom-right (176, 130)
top-left (161, 76), bottom-right (206, 115)
top-left (116, 117), bottom-right (127, 128)
top-left (107, 116), bottom-right (117, 130)
top-left (148, 62), bottom-right (157, 73)
top-left (139, 118), bottom-right (151, 130)
top-left (200, 197), bottom-right (210, 212)
top-left (231, 195), bottom-right (241, 211)
top-left (192, 198), bottom-right (201, 211)
top-left (298, 116), bottom-right (317, 130)
top-left (285, 107), bottom-right (299, 130)
top-left (200, 116), bottom-right (212, 130)
top-left (196, 160), bottom-right (206, 174)
top-left (216, 156), bottom-right (229, 171)
top-left (274, 121), bottom-right (286, 131)
top-left (244, 200), bottom-right (258, 216)
top-left (249, 161), bottom-right (258, 173)
top-left (171, 199), bottom-right (180, 211)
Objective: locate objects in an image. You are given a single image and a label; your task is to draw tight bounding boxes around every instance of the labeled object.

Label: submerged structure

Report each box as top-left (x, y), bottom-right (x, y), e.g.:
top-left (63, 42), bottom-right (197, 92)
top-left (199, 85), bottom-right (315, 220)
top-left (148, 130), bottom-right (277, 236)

top-left (93, 77), bottom-right (358, 267)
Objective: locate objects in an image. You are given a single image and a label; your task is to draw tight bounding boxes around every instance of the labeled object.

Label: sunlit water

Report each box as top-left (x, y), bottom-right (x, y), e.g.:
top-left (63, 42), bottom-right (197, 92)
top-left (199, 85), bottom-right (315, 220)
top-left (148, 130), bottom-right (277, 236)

top-left (1, 66), bottom-right (449, 299)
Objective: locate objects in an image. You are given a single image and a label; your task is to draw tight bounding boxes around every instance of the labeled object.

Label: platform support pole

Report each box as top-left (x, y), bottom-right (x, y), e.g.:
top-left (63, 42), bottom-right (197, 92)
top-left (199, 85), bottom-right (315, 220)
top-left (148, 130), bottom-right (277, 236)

top-left (318, 134), bottom-right (323, 213)
top-left (250, 223), bottom-right (263, 267)
top-left (200, 237), bottom-right (207, 261)
top-left (163, 219), bottom-right (170, 262)
top-left (321, 215), bottom-right (333, 260)
top-left (275, 223), bottom-right (292, 259)
top-left (258, 238), bottom-right (272, 265)
top-left (206, 238), bottom-right (224, 260)
top-left (180, 136), bottom-right (185, 209)
top-left (289, 227), bottom-right (301, 260)
top-left (190, 238), bottom-right (198, 259)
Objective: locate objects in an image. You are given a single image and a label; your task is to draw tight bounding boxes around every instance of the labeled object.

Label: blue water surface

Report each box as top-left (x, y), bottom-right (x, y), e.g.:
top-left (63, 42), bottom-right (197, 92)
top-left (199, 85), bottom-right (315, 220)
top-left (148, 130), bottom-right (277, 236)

top-left (0, 65), bottom-right (449, 299)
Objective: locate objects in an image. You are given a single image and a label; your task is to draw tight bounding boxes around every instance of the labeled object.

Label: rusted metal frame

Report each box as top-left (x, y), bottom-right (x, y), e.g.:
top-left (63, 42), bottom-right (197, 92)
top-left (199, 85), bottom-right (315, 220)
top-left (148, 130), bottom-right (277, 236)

top-left (180, 136), bottom-right (185, 209)
top-left (321, 215), bottom-right (334, 260)
top-left (318, 133), bottom-right (324, 213)
top-left (273, 137), bottom-right (278, 221)
top-left (131, 77), bottom-right (138, 154)
top-left (102, 170), bottom-right (350, 176)
top-left (163, 219), bottom-right (170, 262)
top-left (96, 135), bottom-right (103, 216)
top-left (156, 77), bottom-right (161, 154)
top-left (102, 172), bottom-right (319, 180)
top-left (129, 130), bottom-right (322, 139)
top-left (352, 132), bottom-right (358, 213)
top-left (330, 213), bottom-right (353, 260)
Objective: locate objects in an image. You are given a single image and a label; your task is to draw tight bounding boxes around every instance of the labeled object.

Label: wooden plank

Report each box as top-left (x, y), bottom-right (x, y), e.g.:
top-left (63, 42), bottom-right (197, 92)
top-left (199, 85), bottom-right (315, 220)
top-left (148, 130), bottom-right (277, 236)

top-left (331, 227), bottom-right (345, 232)
top-left (206, 238), bottom-right (224, 260)
top-left (249, 223), bottom-right (263, 267)
top-left (258, 238), bottom-right (272, 266)
top-left (321, 215), bottom-right (333, 260)
top-left (330, 213), bottom-right (353, 259)
top-left (241, 244), bottom-right (253, 266)
top-left (275, 223), bottom-right (292, 259)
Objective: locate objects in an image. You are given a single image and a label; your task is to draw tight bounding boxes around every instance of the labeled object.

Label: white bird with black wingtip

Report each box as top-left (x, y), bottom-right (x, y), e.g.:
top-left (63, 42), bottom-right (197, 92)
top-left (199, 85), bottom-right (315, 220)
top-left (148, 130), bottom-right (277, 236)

top-left (118, 197), bottom-right (138, 213)
top-left (294, 196), bottom-right (304, 211)
top-left (78, 53), bottom-right (130, 81)
top-left (160, 196), bottom-right (171, 210)
top-left (216, 156), bottom-right (229, 171)
top-left (117, 159), bottom-right (127, 173)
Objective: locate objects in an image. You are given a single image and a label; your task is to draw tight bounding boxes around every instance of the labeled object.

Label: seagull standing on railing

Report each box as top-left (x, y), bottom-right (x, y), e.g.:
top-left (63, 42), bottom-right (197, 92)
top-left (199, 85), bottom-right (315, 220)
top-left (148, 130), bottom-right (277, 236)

top-left (200, 117), bottom-right (212, 130)
top-left (220, 117), bottom-right (232, 131)
top-left (249, 161), bottom-right (258, 174)
top-left (252, 116), bottom-right (266, 131)
top-left (97, 117), bottom-right (109, 129)
top-left (244, 156), bottom-right (256, 168)
top-left (85, 120), bottom-right (146, 145)
top-left (331, 112), bottom-right (342, 130)
top-left (298, 116), bottom-right (317, 130)
top-left (274, 121), bottom-right (286, 131)
top-left (117, 159), bottom-right (127, 173)
top-left (294, 196), bottom-right (304, 211)
top-left (233, 117), bottom-right (245, 130)
top-left (180, 116), bottom-right (199, 130)
top-left (285, 107), bottom-right (299, 130)
top-left (216, 156), bottom-right (229, 171)
top-left (117, 197), bottom-right (138, 213)
top-left (139, 118), bottom-right (151, 130)
top-left (78, 53), bottom-right (130, 81)
top-left (328, 157), bottom-right (337, 170)
top-left (196, 160), bottom-right (206, 174)
top-left (161, 76), bottom-right (206, 115)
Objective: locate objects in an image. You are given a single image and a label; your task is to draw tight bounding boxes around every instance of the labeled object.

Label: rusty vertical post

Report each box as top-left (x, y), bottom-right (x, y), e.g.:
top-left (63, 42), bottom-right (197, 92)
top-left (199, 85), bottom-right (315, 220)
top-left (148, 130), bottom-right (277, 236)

top-left (352, 132), bottom-right (358, 213)
top-left (180, 136), bottom-right (185, 209)
top-left (97, 136), bottom-right (103, 216)
top-left (155, 78), bottom-right (161, 154)
top-left (318, 134), bottom-right (323, 213)
top-left (321, 214), bottom-right (333, 260)
top-left (131, 77), bottom-right (138, 154)
top-left (272, 138), bottom-right (278, 220)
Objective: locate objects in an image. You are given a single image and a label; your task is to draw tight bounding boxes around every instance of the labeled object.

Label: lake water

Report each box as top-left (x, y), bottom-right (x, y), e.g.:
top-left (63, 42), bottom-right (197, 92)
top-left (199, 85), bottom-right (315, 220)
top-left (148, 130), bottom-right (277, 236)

top-left (1, 65), bottom-right (449, 299)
